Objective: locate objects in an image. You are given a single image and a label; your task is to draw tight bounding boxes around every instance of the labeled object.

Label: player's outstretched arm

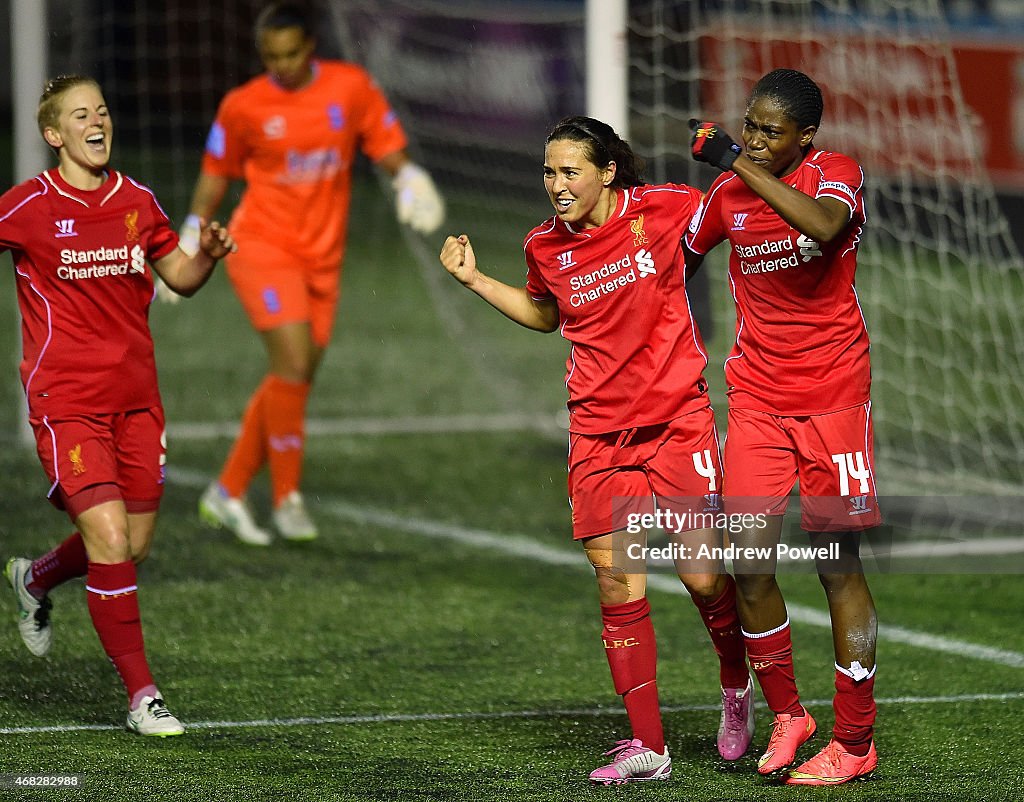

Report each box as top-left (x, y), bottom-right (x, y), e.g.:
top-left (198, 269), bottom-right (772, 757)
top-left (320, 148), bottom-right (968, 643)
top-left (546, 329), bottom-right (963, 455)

top-left (153, 218), bottom-right (237, 298)
top-left (439, 235), bottom-right (558, 333)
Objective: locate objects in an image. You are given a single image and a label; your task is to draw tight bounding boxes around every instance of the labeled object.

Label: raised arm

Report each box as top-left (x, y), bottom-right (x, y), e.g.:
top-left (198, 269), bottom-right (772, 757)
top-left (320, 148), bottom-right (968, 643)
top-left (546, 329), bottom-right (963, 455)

top-left (439, 235), bottom-right (559, 333)
top-left (152, 218), bottom-right (236, 298)
top-left (689, 119), bottom-right (850, 244)
top-left (729, 156), bottom-right (850, 243)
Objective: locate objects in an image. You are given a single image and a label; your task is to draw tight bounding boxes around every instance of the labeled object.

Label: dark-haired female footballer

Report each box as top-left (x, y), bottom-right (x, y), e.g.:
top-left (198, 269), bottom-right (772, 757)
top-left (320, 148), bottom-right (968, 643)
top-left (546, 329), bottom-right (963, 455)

top-left (440, 116), bottom-right (754, 785)
top-left (686, 68), bottom-right (880, 786)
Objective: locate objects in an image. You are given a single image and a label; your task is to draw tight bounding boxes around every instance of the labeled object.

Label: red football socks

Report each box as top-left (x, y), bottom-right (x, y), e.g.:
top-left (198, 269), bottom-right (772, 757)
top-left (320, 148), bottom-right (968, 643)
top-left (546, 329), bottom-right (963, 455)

top-left (28, 532), bottom-right (87, 596)
top-left (85, 561), bottom-right (155, 705)
top-left (601, 597), bottom-right (665, 753)
top-left (743, 619), bottom-right (803, 716)
top-left (833, 666), bottom-right (876, 755)
top-left (689, 574), bottom-right (750, 689)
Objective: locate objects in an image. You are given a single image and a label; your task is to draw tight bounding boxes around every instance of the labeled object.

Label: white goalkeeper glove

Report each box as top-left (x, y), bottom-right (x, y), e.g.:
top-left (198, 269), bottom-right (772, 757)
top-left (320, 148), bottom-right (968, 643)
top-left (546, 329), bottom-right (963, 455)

top-left (178, 213), bottom-right (201, 258)
top-left (392, 162), bottom-right (445, 235)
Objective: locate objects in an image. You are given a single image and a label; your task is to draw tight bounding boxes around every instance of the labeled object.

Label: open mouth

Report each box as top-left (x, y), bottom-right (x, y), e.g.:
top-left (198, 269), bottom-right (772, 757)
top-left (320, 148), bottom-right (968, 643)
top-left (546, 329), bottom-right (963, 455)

top-left (85, 133), bottom-right (106, 152)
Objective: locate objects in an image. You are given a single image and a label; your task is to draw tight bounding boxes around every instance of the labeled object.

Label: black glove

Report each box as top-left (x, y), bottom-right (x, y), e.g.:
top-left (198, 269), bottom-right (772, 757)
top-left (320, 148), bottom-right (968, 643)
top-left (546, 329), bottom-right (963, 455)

top-left (689, 119), bottom-right (741, 171)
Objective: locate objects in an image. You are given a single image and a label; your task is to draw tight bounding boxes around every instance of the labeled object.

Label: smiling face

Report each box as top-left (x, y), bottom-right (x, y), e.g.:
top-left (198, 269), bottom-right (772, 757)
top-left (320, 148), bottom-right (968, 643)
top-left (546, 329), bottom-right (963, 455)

top-left (543, 138), bottom-right (617, 229)
top-left (258, 26), bottom-right (316, 90)
top-left (741, 95), bottom-right (816, 178)
top-left (43, 82), bottom-right (112, 186)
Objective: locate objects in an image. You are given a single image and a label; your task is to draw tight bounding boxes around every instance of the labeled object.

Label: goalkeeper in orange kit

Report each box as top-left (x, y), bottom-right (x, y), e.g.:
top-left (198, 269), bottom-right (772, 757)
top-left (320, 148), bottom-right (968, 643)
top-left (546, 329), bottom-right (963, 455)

top-left (173, 1), bottom-right (444, 544)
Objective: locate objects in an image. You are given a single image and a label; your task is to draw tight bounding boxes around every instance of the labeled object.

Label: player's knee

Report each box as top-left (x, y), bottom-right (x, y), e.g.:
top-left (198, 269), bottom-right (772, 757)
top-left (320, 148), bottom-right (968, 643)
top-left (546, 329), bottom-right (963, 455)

top-left (592, 565), bottom-right (632, 605)
top-left (680, 572), bottom-right (722, 599)
top-left (818, 568), bottom-right (867, 594)
top-left (82, 528), bottom-right (132, 563)
top-left (131, 540), bottom-right (152, 564)
top-left (734, 572), bottom-right (776, 605)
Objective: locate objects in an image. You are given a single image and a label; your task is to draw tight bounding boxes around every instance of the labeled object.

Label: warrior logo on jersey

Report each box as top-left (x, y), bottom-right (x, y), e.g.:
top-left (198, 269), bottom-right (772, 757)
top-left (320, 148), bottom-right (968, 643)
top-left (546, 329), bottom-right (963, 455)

top-left (557, 251), bottom-right (576, 270)
top-left (69, 444), bottom-right (86, 476)
top-left (630, 214), bottom-right (648, 247)
top-left (731, 213), bottom-right (748, 231)
top-left (54, 219), bottom-right (77, 238)
top-left (125, 210), bottom-right (140, 242)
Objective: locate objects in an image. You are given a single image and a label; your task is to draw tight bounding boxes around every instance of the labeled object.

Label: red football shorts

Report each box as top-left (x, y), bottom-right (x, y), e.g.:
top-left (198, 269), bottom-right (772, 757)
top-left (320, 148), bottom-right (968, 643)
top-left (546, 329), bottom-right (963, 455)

top-left (723, 403), bottom-right (882, 532)
top-left (31, 407), bottom-right (166, 519)
top-left (226, 238), bottom-right (340, 347)
top-left (567, 406), bottom-right (723, 540)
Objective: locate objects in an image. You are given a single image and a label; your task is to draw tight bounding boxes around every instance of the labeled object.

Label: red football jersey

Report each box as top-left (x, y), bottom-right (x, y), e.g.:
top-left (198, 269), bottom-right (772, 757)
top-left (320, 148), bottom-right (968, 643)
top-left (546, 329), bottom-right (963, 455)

top-left (685, 149), bottom-right (870, 415)
top-left (0, 168), bottom-right (178, 418)
top-left (525, 183), bottom-right (711, 434)
top-left (201, 60), bottom-right (408, 265)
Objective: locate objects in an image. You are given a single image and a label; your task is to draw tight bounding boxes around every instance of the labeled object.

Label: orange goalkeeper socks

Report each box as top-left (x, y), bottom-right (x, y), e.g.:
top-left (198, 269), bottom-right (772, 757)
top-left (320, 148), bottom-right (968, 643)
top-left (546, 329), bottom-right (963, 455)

top-left (218, 377), bottom-right (271, 499)
top-left (263, 376), bottom-right (311, 507)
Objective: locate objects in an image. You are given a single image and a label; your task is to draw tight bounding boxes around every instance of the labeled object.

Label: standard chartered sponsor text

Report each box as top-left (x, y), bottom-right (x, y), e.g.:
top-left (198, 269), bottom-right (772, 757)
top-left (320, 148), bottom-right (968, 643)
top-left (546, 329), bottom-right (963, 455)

top-left (58, 245), bottom-right (144, 280)
top-left (734, 234), bottom-right (799, 275)
top-left (569, 253), bottom-right (635, 307)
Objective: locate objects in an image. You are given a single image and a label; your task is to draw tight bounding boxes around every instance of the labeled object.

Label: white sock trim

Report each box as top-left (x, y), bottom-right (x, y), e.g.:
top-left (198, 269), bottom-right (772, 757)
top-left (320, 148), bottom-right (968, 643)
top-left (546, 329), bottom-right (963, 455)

top-left (85, 583), bottom-right (138, 596)
top-left (835, 660), bottom-right (876, 681)
top-left (742, 617), bottom-right (790, 639)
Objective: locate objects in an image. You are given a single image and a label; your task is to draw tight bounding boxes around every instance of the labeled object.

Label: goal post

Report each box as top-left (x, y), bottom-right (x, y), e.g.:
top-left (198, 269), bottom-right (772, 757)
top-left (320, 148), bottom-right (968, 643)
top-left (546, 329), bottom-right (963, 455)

top-left (10, 0), bottom-right (49, 448)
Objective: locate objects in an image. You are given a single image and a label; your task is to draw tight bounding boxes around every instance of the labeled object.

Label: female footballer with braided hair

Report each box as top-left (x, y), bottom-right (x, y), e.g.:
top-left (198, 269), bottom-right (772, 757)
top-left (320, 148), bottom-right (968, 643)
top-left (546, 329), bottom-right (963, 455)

top-left (440, 115), bottom-right (755, 785)
top-left (686, 68), bottom-right (880, 785)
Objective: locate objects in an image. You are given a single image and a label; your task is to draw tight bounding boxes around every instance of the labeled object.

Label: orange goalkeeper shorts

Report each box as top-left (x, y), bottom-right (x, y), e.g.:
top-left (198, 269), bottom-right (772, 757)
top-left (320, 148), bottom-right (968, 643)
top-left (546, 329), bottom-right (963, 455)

top-left (225, 238), bottom-right (341, 347)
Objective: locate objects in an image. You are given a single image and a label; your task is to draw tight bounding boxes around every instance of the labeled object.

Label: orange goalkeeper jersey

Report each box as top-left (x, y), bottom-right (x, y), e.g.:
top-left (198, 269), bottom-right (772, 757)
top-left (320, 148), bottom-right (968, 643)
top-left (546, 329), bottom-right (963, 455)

top-left (201, 60), bottom-right (408, 264)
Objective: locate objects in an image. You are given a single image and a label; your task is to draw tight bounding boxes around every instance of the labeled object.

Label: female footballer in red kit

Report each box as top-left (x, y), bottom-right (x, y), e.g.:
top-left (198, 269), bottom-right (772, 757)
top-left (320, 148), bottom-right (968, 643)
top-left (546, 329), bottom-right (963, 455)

top-left (439, 116), bottom-right (754, 784)
top-left (686, 69), bottom-right (881, 785)
top-left (0, 75), bottom-right (235, 736)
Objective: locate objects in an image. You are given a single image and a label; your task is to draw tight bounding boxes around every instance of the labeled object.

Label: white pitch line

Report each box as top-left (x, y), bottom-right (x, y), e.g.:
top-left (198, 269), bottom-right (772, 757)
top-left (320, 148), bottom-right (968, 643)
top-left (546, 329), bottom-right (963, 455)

top-left (162, 468), bottom-right (1024, 668)
top-left (323, 501), bottom-right (1024, 669)
top-left (168, 412), bottom-right (567, 441)
top-left (1, 690), bottom-right (1021, 736)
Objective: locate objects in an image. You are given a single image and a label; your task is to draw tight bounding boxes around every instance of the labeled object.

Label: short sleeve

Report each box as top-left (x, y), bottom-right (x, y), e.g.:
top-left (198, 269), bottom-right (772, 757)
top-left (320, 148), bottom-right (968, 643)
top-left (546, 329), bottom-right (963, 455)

top-left (524, 241), bottom-right (553, 301)
top-left (146, 192), bottom-right (179, 262)
top-left (814, 153), bottom-right (865, 224)
top-left (684, 179), bottom-right (728, 256)
top-left (354, 70), bottom-right (408, 163)
top-left (200, 91), bottom-right (248, 179)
